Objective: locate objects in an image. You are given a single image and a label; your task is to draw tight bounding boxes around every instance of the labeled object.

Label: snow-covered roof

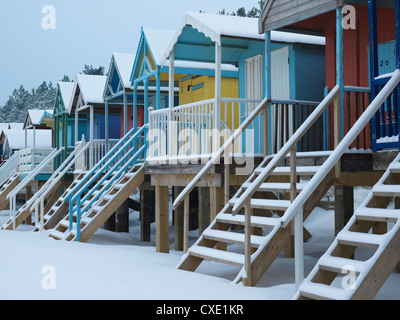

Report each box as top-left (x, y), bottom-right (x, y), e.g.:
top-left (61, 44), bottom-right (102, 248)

top-left (112, 52), bottom-right (135, 89)
top-left (70, 74), bottom-right (107, 111)
top-left (58, 81), bottom-right (75, 107)
top-left (138, 26), bottom-right (238, 74)
top-left (24, 109), bottom-right (53, 128)
top-left (4, 129), bottom-right (52, 150)
top-left (161, 11), bottom-right (325, 66)
top-left (8, 123), bottom-right (24, 130)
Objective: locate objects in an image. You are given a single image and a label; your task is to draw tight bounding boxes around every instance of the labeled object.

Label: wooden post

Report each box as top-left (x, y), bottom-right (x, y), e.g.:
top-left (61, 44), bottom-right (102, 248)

top-left (140, 190), bottom-right (152, 242)
top-left (184, 197), bottom-right (189, 253)
top-left (89, 105), bottom-right (94, 169)
top-left (264, 31), bottom-right (271, 156)
top-left (210, 186), bottom-right (226, 250)
top-left (334, 95), bottom-right (341, 179)
top-left (284, 147), bottom-right (297, 258)
top-left (198, 187), bottom-right (210, 235)
top-left (25, 186), bottom-right (32, 225)
top-left (210, 186), bottom-right (224, 221)
top-left (243, 200), bottom-right (252, 286)
top-left (334, 186), bottom-right (354, 235)
top-left (115, 199), bottom-right (130, 233)
top-left (156, 185), bottom-right (169, 253)
top-left (104, 213), bottom-right (116, 231)
top-left (173, 187), bottom-right (184, 251)
top-left (123, 92), bottom-right (128, 135)
top-left (214, 41), bottom-right (222, 153)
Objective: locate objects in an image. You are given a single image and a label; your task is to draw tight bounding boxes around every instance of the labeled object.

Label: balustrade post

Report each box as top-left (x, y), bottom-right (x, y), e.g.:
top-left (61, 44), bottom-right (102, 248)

top-left (244, 200), bottom-right (252, 286)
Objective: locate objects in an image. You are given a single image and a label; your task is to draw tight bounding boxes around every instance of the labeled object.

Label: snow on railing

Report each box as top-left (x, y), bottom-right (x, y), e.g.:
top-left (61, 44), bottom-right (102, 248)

top-left (148, 97), bottom-right (263, 163)
top-left (171, 98), bottom-right (269, 252)
top-left (0, 150), bottom-right (20, 187)
top-left (30, 141), bottom-right (90, 231)
top-left (234, 69), bottom-right (400, 291)
top-left (7, 147), bottom-right (63, 230)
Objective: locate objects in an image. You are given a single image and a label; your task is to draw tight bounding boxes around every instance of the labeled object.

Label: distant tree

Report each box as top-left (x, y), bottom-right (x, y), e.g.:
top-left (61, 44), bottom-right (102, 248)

top-left (60, 75), bottom-right (72, 82)
top-left (217, 0), bottom-right (266, 18)
top-left (82, 64), bottom-right (105, 76)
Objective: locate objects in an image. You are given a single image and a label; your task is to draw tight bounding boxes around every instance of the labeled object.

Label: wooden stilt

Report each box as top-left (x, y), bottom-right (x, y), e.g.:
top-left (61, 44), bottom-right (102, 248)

top-left (174, 187), bottom-right (184, 251)
top-left (156, 185), bottom-right (170, 253)
top-left (140, 190), bottom-right (152, 242)
top-left (334, 186), bottom-right (354, 236)
top-left (115, 199), bottom-right (130, 233)
top-left (210, 186), bottom-right (226, 250)
top-left (25, 186), bottom-right (32, 225)
top-left (198, 187), bottom-right (210, 235)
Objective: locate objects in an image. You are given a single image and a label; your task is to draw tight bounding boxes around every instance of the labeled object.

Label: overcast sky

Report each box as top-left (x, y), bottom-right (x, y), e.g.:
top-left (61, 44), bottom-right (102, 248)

top-left (0, 0), bottom-right (261, 106)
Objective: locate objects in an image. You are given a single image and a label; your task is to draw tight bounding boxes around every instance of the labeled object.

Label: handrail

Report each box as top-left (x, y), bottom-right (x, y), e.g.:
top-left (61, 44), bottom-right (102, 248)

top-left (232, 85), bottom-right (340, 214)
top-left (70, 124), bottom-right (148, 203)
top-left (152, 98), bottom-right (216, 114)
top-left (7, 148), bottom-right (62, 200)
top-left (30, 141), bottom-right (90, 214)
top-left (72, 125), bottom-right (148, 241)
top-left (280, 69), bottom-right (400, 228)
top-left (172, 97), bottom-right (269, 211)
top-left (64, 125), bottom-right (138, 203)
top-left (0, 150), bottom-right (20, 186)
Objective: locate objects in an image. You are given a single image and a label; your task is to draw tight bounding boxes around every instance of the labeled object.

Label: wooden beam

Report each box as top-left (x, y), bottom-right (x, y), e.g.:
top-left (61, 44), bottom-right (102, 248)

top-left (156, 185), bottom-right (170, 253)
top-left (334, 186), bottom-right (354, 236)
top-left (151, 173), bottom-right (221, 188)
top-left (174, 187), bottom-right (184, 251)
top-left (198, 187), bottom-right (210, 235)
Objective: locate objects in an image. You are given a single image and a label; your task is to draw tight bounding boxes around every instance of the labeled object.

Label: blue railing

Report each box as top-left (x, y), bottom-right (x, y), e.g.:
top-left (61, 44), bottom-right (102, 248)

top-left (66, 124), bottom-right (148, 241)
top-left (371, 74), bottom-right (400, 151)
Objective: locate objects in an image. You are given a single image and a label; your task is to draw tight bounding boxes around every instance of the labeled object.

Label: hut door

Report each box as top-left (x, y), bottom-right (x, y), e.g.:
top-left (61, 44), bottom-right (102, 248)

top-left (245, 54), bottom-right (263, 102)
top-left (271, 46), bottom-right (290, 100)
top-left (245, 54), bottom-right (263, 154)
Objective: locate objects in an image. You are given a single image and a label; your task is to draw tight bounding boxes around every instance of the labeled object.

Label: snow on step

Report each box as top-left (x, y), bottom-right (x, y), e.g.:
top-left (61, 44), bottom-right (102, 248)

top-left (202, 229), bottom-right (264, 247)
top-left (242, 182), bottom-right (306, 192)
top-left (389, 162), bottom-right (400, 173)
top-left (372, 184), bottom-right (400, 197)
top-left (355, 207), bottom-right (400, 223)
top-left (299, 280), bottom-right (353, 300)
top-left (254, 166), bottom-right (320, 176)
top-left (189, 246), bottom-right (244, 267)
top-left (216, 213), bottom-right (279, 229)
top-left (318, 255), bottom-right (367, 274)
top-left (337, 230), bottom-right (384, 248)
top-left (229, 198), bottom-right (291, 211)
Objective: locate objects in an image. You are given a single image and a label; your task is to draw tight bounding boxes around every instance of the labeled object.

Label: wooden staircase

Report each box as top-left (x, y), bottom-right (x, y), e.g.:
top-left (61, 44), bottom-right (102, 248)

top-left (296, 154), bottom-right (400, 300)
top-left (0, 173), bottom-right (20, 212)
top-left (178, 155), bottom-right (336, 286)
top-left (38, 172), bottom-right (86, 230)
top-left (49, 164), bottom-right (145, 242)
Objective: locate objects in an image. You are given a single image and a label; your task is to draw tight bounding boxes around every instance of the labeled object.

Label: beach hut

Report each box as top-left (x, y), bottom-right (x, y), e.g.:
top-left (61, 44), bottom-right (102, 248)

top-left (151, 11), bottom-right (326, 160)
top-left (69, 74), bottom-right (121, 169)
top-left (131, 26), bottom-right (239, 130)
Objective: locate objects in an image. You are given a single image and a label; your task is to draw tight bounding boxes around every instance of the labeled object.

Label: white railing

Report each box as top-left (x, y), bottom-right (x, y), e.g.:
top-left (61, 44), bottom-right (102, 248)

top-left (148, 97), bottom-right (263, 163)
top-left (31, 141), bottom-right (90, 231)
top-left (0, 150), bottom-right (20, 187)
top-left (76, 138), bottom-right (120, 172)
top-left (234, 69), bottom-right (400, 291)
top-left (7, 147), bottom-right (63, 230)
top-left (18, 148), bottom-right (54, 178)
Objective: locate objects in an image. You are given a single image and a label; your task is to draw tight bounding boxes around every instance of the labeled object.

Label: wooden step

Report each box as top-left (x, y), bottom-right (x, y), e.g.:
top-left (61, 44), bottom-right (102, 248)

top-left (337, 230), bottom-right (383, 249)
top-left (188, 246), bottom-right (244, 267)
top-left (202, 229), bottom-right (264, 247)
top-left (318, 255), bottom-right (365, 275)
top-left (255, 166), bottom-right (320, 176)
top-left (355, 207), bottom-right (400, 223)
top-left (229, 198), bottom-right (291, 211)
top-left (216, 213), bottom-right (279, 229)
top-left (242, 182), bottom-right (306, 193)
top-left (372, 184), bottom-right (400, 197)
top-left (389, 162), bottom-right (400, 173)
top-left (299, 280), bottom-right (350, 300)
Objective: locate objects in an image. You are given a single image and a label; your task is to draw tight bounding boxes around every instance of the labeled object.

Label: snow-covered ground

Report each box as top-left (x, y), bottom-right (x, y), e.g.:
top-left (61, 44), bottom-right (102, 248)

top-left (0, 188), bottom-right (399, 300)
